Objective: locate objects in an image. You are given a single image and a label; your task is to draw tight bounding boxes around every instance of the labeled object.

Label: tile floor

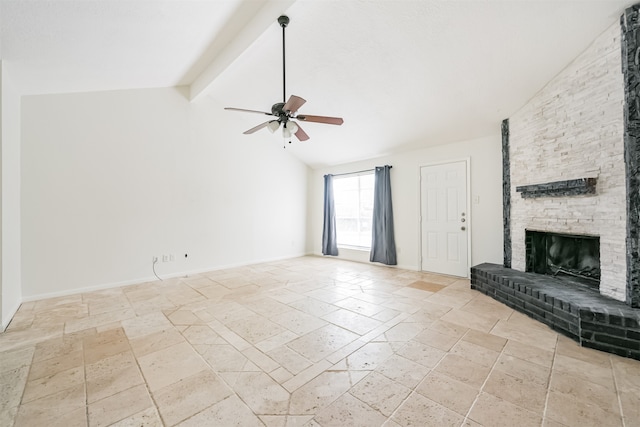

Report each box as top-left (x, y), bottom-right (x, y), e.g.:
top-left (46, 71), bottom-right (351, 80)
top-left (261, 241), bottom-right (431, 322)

top-left (1, 256), bottom-right (639, 427)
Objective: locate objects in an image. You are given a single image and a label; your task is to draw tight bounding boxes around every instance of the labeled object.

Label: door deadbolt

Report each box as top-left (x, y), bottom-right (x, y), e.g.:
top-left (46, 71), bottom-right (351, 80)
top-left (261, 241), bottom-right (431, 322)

top-left (461, 218), bottom-right (466, 223)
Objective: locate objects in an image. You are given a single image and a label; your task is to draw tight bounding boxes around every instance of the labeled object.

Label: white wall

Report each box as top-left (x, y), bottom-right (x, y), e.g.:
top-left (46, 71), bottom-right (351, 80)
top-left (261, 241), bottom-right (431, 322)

top-left (310, 135), bottom-right (503, 273)
top-left (21, 87), bottom-right (309, 300)
top-left (2, 63), bottom-right (23, 329)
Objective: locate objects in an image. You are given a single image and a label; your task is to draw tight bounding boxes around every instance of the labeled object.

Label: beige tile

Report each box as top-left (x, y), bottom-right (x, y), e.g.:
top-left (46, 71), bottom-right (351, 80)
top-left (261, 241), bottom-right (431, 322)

top-left (109, 406), bottom-right (163, 426)
top-left (153, 369), bottom-right (233, 426)
top-left (27, 349), bottom-right (83, 381)
top-left (270, 309), bottom-right (327, 335)
top-left (88, 384), bottom-right (153, 427)
top-left (375, 354), bottom-right (431, 388)
top-left (396, 341), bottom-right (447, 368)
top-left (289, 371), bottom-right (352, 415)
top-left (0, 346), bottom-right (35, 373)
top-left (415, 371), bottom-right (480, 416)
top-left (491, 317), bottom-right (558, 352)
top-left (349, 372), bottom-right (411, 416)
top-left (434, 354), bottom-right (491, 388)
top-left (267, 345), bottom-right (313, 375)
top-left (137, 342), bottom-right (209, 391)
top-left (121, 312), bottom-right (174, 339)
top-left (503, 339), bottom-right (554, 368)
top-left (483, 369), bottom-right (547, 413)
top-left (17, 406), bottom-right (86, 427)
top-left (322, 309), bottom-right (383, 335)
top-left (611, 355), bottom-right (640, 391)
top-left (412, 328), bottom-right (459, 351)
top-left (22, 366), bottom-right (84, 403)
top-left (255, 329), bottom-right (299, 353)
top-left (314, 392), bottom-right (387, 427)
top-left (549, 371), bottom-right (620, 414)
top-left (180, 324), bottom-right (225, 345)
top-left (228, 371), bottom-right (290, 415)
top-left (196, 344), bottom-right (250, 371)
top-left (461, 329), bottom-right (507, 352)
top-left (556, 334), bottom-right (611, 367)
top-left (334, 297), bottom-right (385, 317)
top-left (346, 342), bottom-right (395, 370)
top-left (494, 353), bottom-right (551, 387)
top-left (553, 354), bottom-right (614, 390)
top-left (281, 360), bottom-right (333, 393)
top-left (449, 339), bottom-right (500, 368)
top-left (129, 327), bottom-right (186, 358)
top-left (620, 389), bottom-right (640, 425)
top-left (428, 319), bottom-right (470, 339)
top-left (406, 302), bottom-right (452, 323)
top-left (0, 366), bottom-right (30, 413)
top-left (287, 324), bottom-right (359, 362)
top-left (225, 313), bottom-right (287, 344)
top-left (546, 389), bottom-right (623, 427)
top-left (460, 295), bottom-right (514, 320)
top-left (32, 336), bottom-right (81, 363)
top-left (408, 280), bottom-right (447, 293)
top-left (288, 297), bottom-right (339, 317)
top-left (379, 322), bottom-right (425, 342)
top-left (176, 395), bottom-right (263, 426)
top-left (392, 392), bottom-right (464, 427)
top-left (86, 354), bottom-right (144, 404)
top-left (13, 383), bottom-right (85, 427)
top-left (83, 327), bottom-right (131, 364)
top-left (0, 403), bottom-right (18, 427)
top-left (469, 392), bottom-right (541, 427)
top-left (440, 309), bottom-right (499, 333)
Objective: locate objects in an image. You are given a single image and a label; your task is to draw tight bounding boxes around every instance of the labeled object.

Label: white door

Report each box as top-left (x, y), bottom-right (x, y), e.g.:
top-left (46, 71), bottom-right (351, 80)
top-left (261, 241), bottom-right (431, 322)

top-left (420, 161), bottom-right (469, 277)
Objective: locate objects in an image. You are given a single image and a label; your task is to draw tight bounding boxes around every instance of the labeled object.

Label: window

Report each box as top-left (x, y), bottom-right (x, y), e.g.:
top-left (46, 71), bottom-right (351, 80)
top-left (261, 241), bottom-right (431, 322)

top-left (333, 173), bottom-right (375, 248)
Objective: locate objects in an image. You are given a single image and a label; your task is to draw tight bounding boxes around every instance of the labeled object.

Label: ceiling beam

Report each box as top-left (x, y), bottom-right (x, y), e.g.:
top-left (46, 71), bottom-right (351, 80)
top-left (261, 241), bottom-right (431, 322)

top-left (189, 0), bottom-right (296, 102)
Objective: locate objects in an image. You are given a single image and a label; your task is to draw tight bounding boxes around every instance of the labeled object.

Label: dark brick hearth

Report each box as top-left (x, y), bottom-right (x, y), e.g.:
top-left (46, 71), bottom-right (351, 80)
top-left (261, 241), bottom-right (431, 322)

top-left (471, 263), bottom-right (640, 360)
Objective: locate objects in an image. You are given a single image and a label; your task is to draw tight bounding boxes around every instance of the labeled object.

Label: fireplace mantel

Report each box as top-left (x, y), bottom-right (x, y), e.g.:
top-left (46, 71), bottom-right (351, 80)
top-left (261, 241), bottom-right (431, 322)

top-left (516, 178), bottom-right (597, 199)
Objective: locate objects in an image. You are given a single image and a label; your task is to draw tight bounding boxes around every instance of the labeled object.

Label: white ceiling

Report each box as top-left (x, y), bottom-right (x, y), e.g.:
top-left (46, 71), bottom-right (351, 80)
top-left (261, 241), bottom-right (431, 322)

top-left (1, 0), bottom-right (634, 168)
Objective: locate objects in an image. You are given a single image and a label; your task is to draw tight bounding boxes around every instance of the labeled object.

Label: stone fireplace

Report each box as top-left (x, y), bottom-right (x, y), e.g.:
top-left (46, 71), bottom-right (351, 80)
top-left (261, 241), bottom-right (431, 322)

top-left (471, 6), bottom-right (640, 360)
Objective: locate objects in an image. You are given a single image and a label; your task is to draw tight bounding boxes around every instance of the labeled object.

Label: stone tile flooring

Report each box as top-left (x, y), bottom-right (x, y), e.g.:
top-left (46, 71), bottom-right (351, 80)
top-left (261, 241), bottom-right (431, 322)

top-left (1, 256), bottom-right (639, 426)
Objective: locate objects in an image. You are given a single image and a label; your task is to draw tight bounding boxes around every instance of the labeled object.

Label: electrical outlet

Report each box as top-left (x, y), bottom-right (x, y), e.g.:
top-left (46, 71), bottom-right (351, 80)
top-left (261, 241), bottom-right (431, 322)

top-left (162, 254), bottom-right (169, 262)
top-left (169, 254), bottom-right (175, 262)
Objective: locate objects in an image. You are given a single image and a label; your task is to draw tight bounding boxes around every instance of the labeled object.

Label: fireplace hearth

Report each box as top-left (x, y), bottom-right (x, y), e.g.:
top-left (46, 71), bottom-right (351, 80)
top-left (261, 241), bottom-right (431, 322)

top-left (526, 230), bottom-right (600, 289)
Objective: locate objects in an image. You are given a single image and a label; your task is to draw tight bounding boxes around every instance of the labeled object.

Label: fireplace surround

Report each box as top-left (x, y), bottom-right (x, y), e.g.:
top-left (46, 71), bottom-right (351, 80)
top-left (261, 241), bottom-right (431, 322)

top-left (471, 6), bottom-right (640, 360)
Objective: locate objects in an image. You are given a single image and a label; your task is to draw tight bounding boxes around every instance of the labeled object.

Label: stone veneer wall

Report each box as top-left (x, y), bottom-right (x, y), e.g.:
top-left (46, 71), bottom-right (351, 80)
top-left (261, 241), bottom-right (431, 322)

top-left (509, 22), bottom-right (626, 302)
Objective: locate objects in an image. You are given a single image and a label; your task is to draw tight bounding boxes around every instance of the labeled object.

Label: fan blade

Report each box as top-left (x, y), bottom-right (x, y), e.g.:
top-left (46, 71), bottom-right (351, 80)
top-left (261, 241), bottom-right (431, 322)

top-left (225, 107), bottom-right (273, 116)
top-left (296, 115), bottom-right (344, 125)
top-left (243, 121), bottom-right (271, 134)
top-left (295, 123), bottom-right (310, 141)
top-left (283, 95), bottom-right (306, 114)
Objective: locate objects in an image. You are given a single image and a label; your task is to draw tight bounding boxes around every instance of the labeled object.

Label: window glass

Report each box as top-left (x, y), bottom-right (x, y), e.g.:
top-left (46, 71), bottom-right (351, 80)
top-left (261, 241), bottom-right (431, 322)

top-left (333, 173), bottom-right (374, 248)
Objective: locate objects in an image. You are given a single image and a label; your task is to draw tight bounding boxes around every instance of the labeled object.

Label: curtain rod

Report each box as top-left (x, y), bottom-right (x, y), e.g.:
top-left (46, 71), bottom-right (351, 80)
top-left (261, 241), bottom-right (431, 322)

top-left (329, 165), bottom-right (392, 177)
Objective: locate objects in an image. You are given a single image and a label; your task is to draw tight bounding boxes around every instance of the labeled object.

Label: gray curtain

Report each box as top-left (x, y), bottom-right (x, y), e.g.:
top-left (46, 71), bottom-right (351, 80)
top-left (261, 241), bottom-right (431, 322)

top-left (322, 174), bottom-right (338, 256)
top-left (370, 165), bottom-right (397, 265)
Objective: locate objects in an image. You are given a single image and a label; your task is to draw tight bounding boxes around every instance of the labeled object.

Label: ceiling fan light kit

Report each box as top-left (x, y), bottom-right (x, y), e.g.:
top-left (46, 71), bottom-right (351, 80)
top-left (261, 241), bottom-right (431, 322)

top-left (225, 15), bottom-right (343, 145)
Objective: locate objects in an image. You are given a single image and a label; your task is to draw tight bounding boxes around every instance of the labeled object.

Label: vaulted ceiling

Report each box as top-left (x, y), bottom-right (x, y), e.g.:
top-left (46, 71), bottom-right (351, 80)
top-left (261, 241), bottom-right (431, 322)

top-left (1, 0), bottom-right (633, 168)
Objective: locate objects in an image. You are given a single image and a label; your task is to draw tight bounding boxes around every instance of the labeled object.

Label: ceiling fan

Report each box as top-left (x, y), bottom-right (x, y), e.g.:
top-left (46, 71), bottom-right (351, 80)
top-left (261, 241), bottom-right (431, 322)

top-left (225, 15), bottom-right (344, 142)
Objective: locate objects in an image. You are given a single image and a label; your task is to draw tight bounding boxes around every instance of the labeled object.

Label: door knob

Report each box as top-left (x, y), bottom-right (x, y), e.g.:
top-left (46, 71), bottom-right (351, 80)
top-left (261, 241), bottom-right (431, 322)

top-left (461, 226), bottom-right (466, 231)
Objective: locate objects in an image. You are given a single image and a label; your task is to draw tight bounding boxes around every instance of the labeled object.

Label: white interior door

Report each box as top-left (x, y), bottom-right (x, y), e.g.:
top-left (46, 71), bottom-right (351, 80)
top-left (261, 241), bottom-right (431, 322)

top-left (420, 161), bottom-right (469, 277)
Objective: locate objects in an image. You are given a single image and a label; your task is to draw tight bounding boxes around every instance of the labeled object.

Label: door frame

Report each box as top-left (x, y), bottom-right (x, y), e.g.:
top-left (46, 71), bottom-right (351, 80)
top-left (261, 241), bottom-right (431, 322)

top-left (418, 158), bottom-right (472, 278)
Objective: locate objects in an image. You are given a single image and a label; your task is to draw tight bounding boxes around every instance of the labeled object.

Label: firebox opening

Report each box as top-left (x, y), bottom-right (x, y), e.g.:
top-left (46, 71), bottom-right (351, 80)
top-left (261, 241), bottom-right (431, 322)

top-left (525, 230), bottom-right (600, 289)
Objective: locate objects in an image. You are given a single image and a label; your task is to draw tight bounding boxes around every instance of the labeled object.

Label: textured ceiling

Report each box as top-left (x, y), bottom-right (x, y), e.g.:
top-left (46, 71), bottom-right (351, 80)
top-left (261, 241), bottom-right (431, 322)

top-left (1, 0), bottom-right (634, 168)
